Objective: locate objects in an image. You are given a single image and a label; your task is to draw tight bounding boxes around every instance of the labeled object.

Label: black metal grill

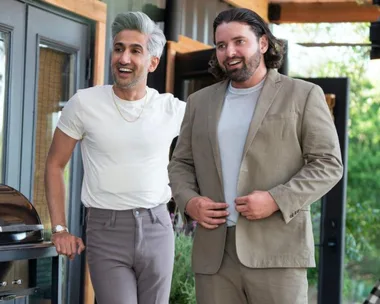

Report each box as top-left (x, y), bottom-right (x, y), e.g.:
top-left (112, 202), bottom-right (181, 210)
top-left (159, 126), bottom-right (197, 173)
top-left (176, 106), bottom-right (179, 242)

top-left (0, 184), bottom-right (45, 301)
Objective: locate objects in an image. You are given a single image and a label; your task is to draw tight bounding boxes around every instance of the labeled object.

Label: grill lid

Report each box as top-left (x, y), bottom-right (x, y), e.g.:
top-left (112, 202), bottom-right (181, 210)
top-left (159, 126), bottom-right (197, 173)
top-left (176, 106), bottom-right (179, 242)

top-left (0, 185), bottom-right (44, 245)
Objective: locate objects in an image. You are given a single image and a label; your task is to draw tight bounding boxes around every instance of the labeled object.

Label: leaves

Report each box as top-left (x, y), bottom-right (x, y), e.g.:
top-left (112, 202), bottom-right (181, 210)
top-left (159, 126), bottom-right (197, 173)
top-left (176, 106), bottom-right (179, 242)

top-left (278, 22), bottom-right (380, 301)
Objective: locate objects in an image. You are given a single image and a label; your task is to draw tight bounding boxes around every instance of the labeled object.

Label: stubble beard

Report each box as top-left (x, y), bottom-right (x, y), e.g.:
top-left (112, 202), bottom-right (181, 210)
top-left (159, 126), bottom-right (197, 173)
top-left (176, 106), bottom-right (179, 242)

top-left (112, 70), bottom-right (147, 90)
top-left (223, 50), bottom-right (261, 83)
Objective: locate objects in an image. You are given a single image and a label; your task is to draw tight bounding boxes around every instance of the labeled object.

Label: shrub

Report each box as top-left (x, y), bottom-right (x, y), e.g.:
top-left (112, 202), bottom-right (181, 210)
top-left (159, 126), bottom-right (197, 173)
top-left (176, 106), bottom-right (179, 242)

top-left (170, 232), bottom-right (196, 304)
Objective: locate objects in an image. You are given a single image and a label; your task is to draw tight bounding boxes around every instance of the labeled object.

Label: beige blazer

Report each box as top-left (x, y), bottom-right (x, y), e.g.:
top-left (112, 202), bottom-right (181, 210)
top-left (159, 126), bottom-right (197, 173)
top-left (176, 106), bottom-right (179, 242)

top-left (168, 69), bottom-right (343, 274)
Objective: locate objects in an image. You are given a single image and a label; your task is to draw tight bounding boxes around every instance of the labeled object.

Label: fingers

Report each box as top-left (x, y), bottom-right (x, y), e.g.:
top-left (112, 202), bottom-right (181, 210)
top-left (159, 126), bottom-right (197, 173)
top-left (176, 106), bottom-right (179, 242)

top-left (52, 233), bottom-right (85, 259)
top-left (70, 238), bottom-right (77, 256)
top-left (205, 209), bottom-right (229, 218)
top-left (205, 202), bottom-right (229, 210)
top-left (199, 221), bottom-right (219, 229)
top-left (235, 204), bottom-right (248, 213)
top-left (76, 238), bottom-right (86, 254)
top-left (235, 196), bottom-right (248, 205)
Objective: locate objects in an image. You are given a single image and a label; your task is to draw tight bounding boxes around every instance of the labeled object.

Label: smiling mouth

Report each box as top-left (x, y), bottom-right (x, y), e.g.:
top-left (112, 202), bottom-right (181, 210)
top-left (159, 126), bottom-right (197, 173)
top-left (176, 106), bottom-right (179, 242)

top-left (118, 67), bottom-right (133, 74)
top-left (226, 60), bottom-right (242, 67)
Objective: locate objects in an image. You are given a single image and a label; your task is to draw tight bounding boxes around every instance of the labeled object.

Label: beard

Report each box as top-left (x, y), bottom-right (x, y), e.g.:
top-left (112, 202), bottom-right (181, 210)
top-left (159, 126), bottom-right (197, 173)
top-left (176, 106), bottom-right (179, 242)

top-left (112, 65), bottom-right (147, 90)
top-left (222, 50), bottom-right (261, 83)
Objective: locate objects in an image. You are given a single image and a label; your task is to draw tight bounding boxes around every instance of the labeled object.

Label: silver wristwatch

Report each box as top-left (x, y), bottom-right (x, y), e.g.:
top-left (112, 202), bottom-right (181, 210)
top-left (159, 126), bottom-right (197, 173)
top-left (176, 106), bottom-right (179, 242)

top-left (52, 225), bottom-right (69, 234)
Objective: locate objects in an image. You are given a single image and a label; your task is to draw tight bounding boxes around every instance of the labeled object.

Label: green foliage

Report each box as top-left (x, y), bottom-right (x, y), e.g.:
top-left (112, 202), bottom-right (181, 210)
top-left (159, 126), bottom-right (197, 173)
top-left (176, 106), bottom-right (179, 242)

top-left (170, 233), bottom-right (196, 304)
top-left (281, 22), bottom-right (380, 302)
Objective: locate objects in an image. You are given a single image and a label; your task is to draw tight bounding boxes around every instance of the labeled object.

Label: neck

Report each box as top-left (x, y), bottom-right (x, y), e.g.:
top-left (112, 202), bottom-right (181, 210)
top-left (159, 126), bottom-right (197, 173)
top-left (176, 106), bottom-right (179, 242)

top-left (231, 65), bottom-right (268, 89)
top-left (113, 84), bottom-right (146, 101)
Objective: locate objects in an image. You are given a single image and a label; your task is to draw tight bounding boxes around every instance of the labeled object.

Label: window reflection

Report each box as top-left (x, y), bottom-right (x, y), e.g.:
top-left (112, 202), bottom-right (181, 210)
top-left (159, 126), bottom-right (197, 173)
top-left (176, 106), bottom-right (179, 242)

top-left (0, 32), bottom-right (8, 182)
top-left (33, 44), bottom-right (76, 304)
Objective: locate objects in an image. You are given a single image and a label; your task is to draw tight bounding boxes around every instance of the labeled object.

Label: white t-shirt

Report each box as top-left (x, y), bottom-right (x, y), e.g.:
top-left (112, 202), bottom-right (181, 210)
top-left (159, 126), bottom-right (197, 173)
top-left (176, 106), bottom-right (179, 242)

top-left (57, 85), bottom-right (186, 210)
top-left (218, 79), bottom-right (265, 226)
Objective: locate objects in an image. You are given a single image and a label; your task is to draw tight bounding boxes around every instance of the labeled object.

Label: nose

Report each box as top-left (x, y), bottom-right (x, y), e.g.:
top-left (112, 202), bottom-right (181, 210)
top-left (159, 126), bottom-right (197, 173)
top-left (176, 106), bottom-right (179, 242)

top-left (226, 44), bottom-right (236, 58)
top-left (119, 50), bottom-right (131, 65)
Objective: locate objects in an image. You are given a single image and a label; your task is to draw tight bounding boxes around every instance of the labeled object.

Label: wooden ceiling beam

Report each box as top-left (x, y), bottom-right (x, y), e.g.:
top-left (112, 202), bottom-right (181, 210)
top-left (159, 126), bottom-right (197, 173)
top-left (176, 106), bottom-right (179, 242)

top-left (223, 0), bottom-right (269, 21)
top-left (271, 0), bottom-right (371, 3)
top-left (268, 2), bottom-right (380, 23)
top-left (43, 0), bottom-right (107, 23)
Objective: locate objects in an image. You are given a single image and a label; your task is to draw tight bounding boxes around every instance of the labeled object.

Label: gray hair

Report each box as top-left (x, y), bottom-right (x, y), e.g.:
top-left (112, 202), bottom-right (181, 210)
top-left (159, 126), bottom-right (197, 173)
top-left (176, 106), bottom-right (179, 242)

top-left (112, 12), bottom-right (166, 58)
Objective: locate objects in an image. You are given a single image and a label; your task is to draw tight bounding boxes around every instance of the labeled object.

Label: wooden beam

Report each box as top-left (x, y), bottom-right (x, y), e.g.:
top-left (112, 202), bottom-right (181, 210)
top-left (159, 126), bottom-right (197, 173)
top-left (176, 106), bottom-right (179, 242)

top-left (43, 0), bottom-right (107, 23)
top-left (93, 21), bottom-right (106, 85)
top-left (166, 35), bottom-right (212, 94)
top-left (271, 0), bottom-right (372, 3)
top-left (223, 0), bottom-right (269, 22)
top-left (169, 35), bottom-right (213, 54)
top-left (269, 2), bottom-right (380, 23)
top-left (41, 0), bottom-right (106, 85)
top-left (83, 261), bottom-right (95, 304)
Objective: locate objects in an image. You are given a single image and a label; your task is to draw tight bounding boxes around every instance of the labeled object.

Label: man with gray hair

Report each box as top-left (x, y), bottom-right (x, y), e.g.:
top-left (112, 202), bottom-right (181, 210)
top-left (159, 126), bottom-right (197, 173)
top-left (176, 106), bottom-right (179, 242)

top-left (45, 12), bottom-right (185, 303)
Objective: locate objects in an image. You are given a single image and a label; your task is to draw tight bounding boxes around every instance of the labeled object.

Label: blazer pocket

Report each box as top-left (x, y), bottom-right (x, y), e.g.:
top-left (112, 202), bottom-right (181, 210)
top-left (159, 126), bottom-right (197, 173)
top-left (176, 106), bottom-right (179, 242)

top-left (258, 116), bottom-right (297, 141)
top-left (264, 112), bottom-right (298, 121)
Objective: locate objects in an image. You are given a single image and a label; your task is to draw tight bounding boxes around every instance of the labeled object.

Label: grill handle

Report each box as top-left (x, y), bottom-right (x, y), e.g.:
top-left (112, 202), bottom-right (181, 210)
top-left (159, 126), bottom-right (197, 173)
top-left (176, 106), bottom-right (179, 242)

top-left (0, 224), bottom-right (44, 233)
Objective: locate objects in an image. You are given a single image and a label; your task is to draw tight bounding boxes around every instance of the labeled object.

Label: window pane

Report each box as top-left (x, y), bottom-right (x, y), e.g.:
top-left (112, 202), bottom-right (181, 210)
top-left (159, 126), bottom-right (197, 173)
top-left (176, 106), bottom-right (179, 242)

top-left (33, 44), bottom-right (76, 304)
top-left (0, 32), bottom-right (9, 182)
top-left (33, 44), bottom-right (75, 237)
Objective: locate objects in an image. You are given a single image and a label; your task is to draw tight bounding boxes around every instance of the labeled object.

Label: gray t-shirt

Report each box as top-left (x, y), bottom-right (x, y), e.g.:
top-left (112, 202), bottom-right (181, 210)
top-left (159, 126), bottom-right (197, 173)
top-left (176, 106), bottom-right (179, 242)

top-left (217, 79), bottom-right (265, 226)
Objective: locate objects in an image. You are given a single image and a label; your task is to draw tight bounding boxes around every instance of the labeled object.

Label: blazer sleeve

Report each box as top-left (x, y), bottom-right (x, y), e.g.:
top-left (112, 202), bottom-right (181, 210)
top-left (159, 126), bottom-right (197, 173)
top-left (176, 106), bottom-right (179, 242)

top-left (168, 94), bottom-right (201, 218)
top-left (268, 84), bottom-right (344, 224)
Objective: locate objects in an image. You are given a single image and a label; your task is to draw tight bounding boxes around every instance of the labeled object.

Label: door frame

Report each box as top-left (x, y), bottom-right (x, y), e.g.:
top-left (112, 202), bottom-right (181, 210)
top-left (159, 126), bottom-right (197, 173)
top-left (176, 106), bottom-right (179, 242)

top-left (302, 77), bottom-right (349, 304)
top-left (0, 0), bottom-right (26, 190)
top-left (21, 3), bottom-right (92, 304)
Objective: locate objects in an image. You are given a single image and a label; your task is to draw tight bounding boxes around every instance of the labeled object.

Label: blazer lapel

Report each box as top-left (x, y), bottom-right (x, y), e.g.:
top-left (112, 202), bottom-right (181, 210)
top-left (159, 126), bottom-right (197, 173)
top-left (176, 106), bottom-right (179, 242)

top-left (208, 80), bottom-right (228, 188)
top-left (242, 69), bottom-right (283, 158)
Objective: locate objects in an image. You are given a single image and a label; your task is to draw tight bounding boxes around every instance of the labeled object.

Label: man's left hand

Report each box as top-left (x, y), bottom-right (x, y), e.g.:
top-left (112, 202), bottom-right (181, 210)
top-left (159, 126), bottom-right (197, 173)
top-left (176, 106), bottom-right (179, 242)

top-left (235, 191), bottom-right (279, 220)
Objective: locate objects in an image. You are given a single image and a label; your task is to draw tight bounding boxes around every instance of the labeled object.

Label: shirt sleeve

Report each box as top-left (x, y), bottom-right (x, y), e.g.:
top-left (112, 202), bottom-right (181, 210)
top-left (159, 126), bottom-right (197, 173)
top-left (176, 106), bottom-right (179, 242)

top-left (57, 93), bottom-right (85, 140)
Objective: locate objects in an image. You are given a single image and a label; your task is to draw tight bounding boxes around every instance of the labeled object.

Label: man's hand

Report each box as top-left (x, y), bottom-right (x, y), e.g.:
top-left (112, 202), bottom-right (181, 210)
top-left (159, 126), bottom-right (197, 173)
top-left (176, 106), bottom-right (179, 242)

top-left (235, 191), bottom-right (279, 220)
top-left (51, 232), bottom-right (85, 260)
top-left (185, 196), bottom-right (229, 229)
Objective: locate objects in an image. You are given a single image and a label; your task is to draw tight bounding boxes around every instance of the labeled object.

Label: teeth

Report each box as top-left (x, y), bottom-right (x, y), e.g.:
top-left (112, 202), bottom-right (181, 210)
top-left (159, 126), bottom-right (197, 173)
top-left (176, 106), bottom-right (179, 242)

top-left (119, 68), bottom-right (132, 72)
top-left (228, 60), bottom-right (241, 66)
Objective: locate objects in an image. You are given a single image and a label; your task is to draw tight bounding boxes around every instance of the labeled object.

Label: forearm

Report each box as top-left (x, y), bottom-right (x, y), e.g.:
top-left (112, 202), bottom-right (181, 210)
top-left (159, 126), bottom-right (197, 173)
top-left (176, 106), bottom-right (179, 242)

top-left (269, 155), bottom-right (343, 223)
top-left (44, 163), bottom-right (67, 227)
top-left (269, 84), bottom-right (343, 223)
top-left (168, 94), bottom-right (200, 215)
top-left (169, 159), bottom-right (200, 215)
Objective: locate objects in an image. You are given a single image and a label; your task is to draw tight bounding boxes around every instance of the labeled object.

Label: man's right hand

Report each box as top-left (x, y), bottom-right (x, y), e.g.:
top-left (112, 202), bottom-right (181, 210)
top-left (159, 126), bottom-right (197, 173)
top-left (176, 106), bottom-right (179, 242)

top-left (51, 232), bottom-right (85, 260)
top-left (185, 196), bottom-right (229, 229)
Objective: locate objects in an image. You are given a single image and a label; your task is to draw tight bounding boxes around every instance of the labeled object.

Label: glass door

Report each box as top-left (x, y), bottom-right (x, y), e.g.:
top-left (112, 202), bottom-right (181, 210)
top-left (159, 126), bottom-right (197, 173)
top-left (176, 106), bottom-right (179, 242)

top-left (0, 0), bottom-right (25, 190)
top-left (20, 6), bottom-right (90, 304)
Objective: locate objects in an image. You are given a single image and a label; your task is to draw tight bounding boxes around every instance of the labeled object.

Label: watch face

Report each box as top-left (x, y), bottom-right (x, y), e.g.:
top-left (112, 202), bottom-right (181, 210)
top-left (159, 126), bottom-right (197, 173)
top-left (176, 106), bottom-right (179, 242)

top-left (53, 225), bottom-right (68, 233)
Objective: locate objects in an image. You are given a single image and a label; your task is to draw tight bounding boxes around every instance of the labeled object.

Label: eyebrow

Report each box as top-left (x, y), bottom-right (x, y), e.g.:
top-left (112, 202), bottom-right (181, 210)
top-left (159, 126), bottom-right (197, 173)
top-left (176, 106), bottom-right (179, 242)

top-left (113, 42), bottom-right (144, 50)
top-left (216, 35), bottom-right (246, 45)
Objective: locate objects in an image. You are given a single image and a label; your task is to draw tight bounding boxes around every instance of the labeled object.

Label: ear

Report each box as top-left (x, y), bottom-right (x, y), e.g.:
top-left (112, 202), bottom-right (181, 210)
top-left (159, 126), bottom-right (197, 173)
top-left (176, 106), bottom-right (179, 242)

top-left (148, 56), bottom-right (160, 73)
top-left (259, 35), bottom-right (269, 54)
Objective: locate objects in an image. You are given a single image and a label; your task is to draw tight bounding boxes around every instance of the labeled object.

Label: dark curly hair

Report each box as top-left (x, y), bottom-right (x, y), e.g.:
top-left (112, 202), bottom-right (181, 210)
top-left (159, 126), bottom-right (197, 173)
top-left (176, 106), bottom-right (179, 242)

top-left (209, 8), bottom-right (285, 81)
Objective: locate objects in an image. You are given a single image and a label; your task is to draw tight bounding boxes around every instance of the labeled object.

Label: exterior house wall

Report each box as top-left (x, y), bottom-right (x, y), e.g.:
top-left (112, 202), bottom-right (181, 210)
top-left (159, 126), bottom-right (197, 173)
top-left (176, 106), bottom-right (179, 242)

top-left (181, 0), bottom-right (231, 45)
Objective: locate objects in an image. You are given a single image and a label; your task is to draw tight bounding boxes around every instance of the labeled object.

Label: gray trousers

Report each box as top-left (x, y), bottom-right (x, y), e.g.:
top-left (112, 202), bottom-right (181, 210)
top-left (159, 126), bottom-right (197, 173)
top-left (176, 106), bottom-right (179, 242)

top-left (86, 204), bottom-right (174, 304)
top-left (195, 227), bottom-right (308, 304)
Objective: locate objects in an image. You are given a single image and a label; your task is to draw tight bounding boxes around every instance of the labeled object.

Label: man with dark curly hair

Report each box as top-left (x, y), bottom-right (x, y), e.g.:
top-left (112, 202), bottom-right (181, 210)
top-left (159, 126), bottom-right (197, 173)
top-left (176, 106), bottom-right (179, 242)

top-left (169, 7), bottom-right (343, 304)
